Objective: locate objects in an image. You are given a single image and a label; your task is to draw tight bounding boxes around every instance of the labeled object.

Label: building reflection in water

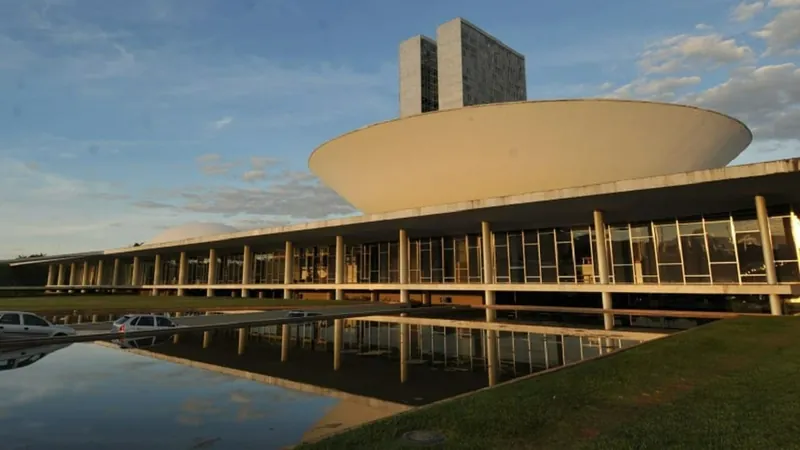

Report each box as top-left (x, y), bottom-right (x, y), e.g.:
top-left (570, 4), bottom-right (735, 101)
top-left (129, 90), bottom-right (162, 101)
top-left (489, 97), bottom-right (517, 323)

top-left (144, 317), bottom-right (653, 406)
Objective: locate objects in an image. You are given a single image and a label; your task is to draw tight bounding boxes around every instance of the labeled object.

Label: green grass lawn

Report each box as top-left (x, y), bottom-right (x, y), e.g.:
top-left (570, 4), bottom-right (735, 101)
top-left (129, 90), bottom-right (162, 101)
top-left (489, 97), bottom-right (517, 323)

top-left (0, 295), bottom-right (362, 314)
top-left (303, 317), bottom-right (800, 450)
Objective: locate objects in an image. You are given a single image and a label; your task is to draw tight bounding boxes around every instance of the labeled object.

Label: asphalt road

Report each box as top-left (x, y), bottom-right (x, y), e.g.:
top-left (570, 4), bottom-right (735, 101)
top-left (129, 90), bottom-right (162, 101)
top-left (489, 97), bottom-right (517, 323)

top-left (70, 303), bottom-right (405, 333)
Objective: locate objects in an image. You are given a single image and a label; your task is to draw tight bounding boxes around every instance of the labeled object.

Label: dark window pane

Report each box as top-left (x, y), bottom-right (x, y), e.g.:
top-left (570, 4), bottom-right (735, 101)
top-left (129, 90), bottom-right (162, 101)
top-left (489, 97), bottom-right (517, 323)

top-left (613, 265), bottom-right (634, 283)
top-left (510, 268), bottom-right (524, 283)
top-left (681, 235), bottom-right (710, 275)
top-left (736, 231), bottom-right (765, 277)
top-left (524, 244), bottom-right (540, 280)
top-left (138, 316), bottom-right (155, 327)
top-left (632, 239), bottom-right (658, 280)
top-left (508, 233), bottom-right (524, 268)
top-left (555, 229), bottom-right (571, 243)
top-left (468, 246), bottom-right (481, 280)
top-left (541, 267), bottom-right (557, 282)
top-left (557, 243), bottom-right (575, 276)
top-left (679, 221), bottom-right (704, 235)
top-left (776, 261), bottom-right (800, 282)
top-left (573, 231), bottom-right (594, 282)
top-left (659, 264), bottom-right (684, 283)
top-left (711, 263), bottom-right (739, 283)
top-left (610, 227), bottom-right (632, 265)
top-left (495, 247), bottom-right (509, 278)
top-left (705, 221), bottom-right (736, 263)
top-left (540, 232), bottom-right (556, 265)
top-left (523, 230), bottom-right (538, 245)
top-left (769, 217), bottom-right (798, 261)
top-left (655, 223), bottom-right (682, 264)
top-left (443, 245), bottom-right (455, 281)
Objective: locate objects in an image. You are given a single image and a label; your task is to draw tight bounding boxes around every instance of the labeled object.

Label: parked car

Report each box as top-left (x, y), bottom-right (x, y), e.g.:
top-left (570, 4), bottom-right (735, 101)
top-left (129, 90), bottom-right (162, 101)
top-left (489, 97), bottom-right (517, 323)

top-left (0, 311), bottom-right (76, 340)
top-left (285, 310), bottom-right (322, 319)
top-left (110, 314), bottom-right (178, 333)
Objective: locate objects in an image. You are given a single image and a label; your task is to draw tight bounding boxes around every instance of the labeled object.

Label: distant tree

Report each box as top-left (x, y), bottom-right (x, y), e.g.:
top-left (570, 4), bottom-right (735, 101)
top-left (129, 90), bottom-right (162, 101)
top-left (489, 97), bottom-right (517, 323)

top-left (15, 253), bottom-right (46, 259)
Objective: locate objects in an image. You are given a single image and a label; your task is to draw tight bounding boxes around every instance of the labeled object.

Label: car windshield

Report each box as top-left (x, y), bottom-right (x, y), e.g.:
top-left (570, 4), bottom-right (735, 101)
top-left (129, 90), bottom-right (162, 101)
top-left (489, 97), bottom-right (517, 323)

top-left (114, 316), bottom-right (131, 325)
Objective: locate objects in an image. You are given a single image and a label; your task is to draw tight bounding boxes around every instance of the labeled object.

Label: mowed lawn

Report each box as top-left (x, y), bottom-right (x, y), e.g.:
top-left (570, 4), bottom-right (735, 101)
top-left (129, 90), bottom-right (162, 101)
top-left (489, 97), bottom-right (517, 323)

top-left (303, 317), bottom-right (800, 450)
top-left (0, 295), bottom-right (362, 313)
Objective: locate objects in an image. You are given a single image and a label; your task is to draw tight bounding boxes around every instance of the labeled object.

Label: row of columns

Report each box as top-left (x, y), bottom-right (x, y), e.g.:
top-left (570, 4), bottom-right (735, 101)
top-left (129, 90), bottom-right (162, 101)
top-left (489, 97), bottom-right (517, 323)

top-left (44, 195), bottom-right (784, 319)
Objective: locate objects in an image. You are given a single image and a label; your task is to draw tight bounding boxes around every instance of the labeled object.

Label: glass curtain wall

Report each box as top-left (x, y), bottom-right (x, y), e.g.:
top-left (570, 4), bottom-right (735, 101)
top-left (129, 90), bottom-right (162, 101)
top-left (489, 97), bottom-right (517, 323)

top-left (253, 250), bottom-right (285, 284)
top-left (292, 246), bottom-right (336, 284)
top-left (493, 206), bottom-right (800, 285)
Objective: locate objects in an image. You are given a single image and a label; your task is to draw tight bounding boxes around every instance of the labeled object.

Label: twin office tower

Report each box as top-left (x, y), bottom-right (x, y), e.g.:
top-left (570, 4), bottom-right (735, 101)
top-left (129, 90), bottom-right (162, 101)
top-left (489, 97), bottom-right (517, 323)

top-left (399, 17), bottom-right (527, 118)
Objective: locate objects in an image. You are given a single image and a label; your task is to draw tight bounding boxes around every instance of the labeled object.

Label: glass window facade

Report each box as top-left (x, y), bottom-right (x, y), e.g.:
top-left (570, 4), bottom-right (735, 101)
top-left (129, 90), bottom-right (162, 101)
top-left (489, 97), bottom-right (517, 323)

top-left (493, 207), bottom-right (800, 285)
top-left (131, 205), bottom-right (800, 288)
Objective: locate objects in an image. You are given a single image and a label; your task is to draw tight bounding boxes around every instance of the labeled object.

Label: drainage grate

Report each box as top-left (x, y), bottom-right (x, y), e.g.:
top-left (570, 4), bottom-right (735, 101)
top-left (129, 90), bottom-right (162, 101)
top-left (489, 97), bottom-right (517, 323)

top-left (401, 430), bottom-right (447, 446)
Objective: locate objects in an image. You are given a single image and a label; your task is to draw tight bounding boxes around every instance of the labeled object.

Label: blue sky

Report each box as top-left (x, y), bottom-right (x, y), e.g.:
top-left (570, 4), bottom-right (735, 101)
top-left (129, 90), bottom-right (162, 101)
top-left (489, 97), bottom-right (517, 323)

top-left (1, 0), bottom-right (798, 258)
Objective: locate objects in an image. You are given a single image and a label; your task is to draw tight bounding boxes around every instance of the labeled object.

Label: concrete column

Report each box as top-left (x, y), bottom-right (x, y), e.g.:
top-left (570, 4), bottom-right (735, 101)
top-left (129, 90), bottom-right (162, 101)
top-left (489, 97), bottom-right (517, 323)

top-left (480, 221), bottom-right (496, 322)
top-left (370, 291), bottom-right (378, 302)
top-left (334, 236), bottom-right (344, 300)
top-left (152, 254), bottom-right (162, 296)
top-left (67, 262), bottom-right (77, 292)
top-left (207, 249), bottom-right (217, 297)
top-left (46, 265), bottom-right (55, 287)
top-left (400, 322), bottom-right (409, 383)
top-left (56, 264), bottom-right (65, 285)
top-left (80, 261), bottom-right (90, 293)
top-left (177, 251), bottom-right (187, 296)
top-left (95, 260), bottom-right (104, 286)
top-left (111, 258), bottom-right (120, 286)
top-left (480, 221), bottom-right (499, 387)
top-left (593, 210), bottom-right (615, 330)
top-left (202, 312), bottom-right (212, 348)
top-left (422, 292), bottom-right (432, 305)
top-left (283, 241), bottom-right (294, 299)
top-left (281, 324), bottom-right (290, 362)
top-left (131, 257), bottom-right (141, 286)
top-left (333, 319), bottom-right (343, 370)
top-left (242, 245), bottom-right (252, 298)
top-left (172, 312), bottom-right (181, 344)
top-left (755, 195), bottom-right (783, 316)
top-left (399, 229), bottom-right (409, 304)
top-left (68, 262), bottom-right (77, 285)
top-left (237, 328), bottom-right (248, 355)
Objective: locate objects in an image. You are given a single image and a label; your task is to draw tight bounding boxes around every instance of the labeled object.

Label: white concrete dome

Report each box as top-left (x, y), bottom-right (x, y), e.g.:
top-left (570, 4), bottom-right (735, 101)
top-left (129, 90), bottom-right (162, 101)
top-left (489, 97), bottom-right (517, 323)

top-left (309, 99), bottom-right (752, 214)
top-left (148, 223), bottom-right (239, 244)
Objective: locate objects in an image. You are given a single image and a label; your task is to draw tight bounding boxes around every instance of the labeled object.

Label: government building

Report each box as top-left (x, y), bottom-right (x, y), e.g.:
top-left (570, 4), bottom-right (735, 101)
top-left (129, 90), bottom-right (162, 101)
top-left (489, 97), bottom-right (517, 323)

top-left (8, 19), bottom-right (800, 329)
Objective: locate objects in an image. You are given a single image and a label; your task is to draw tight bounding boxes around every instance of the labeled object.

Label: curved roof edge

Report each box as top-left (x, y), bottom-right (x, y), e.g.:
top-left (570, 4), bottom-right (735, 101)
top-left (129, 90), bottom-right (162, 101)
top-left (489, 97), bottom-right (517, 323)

top-left (307, 98), bottom-right (752, 167)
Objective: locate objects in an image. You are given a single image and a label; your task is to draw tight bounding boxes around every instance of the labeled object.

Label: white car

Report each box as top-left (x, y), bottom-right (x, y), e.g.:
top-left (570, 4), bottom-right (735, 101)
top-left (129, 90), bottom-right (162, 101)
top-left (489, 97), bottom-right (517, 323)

top-left (110, 314), bottom-right (178, 333)
top-left (0, 311), bottom-right (76, 340)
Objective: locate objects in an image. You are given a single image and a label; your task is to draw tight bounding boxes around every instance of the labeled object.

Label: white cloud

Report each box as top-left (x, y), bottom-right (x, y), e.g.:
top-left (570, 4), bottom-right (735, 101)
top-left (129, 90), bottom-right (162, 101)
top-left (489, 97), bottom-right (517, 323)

top-left (695, 23), bottom-right (713, 31)
top-left (684, 63), bottom-right (800, 140)
top-left (768, 0), bottom-right (800, 7)
top-left (251, 156), bottom-right (279, 170)
top-left (752, 8), bottom-right (800, 55)
top-left (731, 2), bottom-right (765, 22)
top-left (611, 76), bottom-right (702, 100)
top-left (639, 33), bottom-right (754, 74)
top-left (211, 116), bottom-right (233, 130)
top-left (241, 170), bottom-right (265, 182)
